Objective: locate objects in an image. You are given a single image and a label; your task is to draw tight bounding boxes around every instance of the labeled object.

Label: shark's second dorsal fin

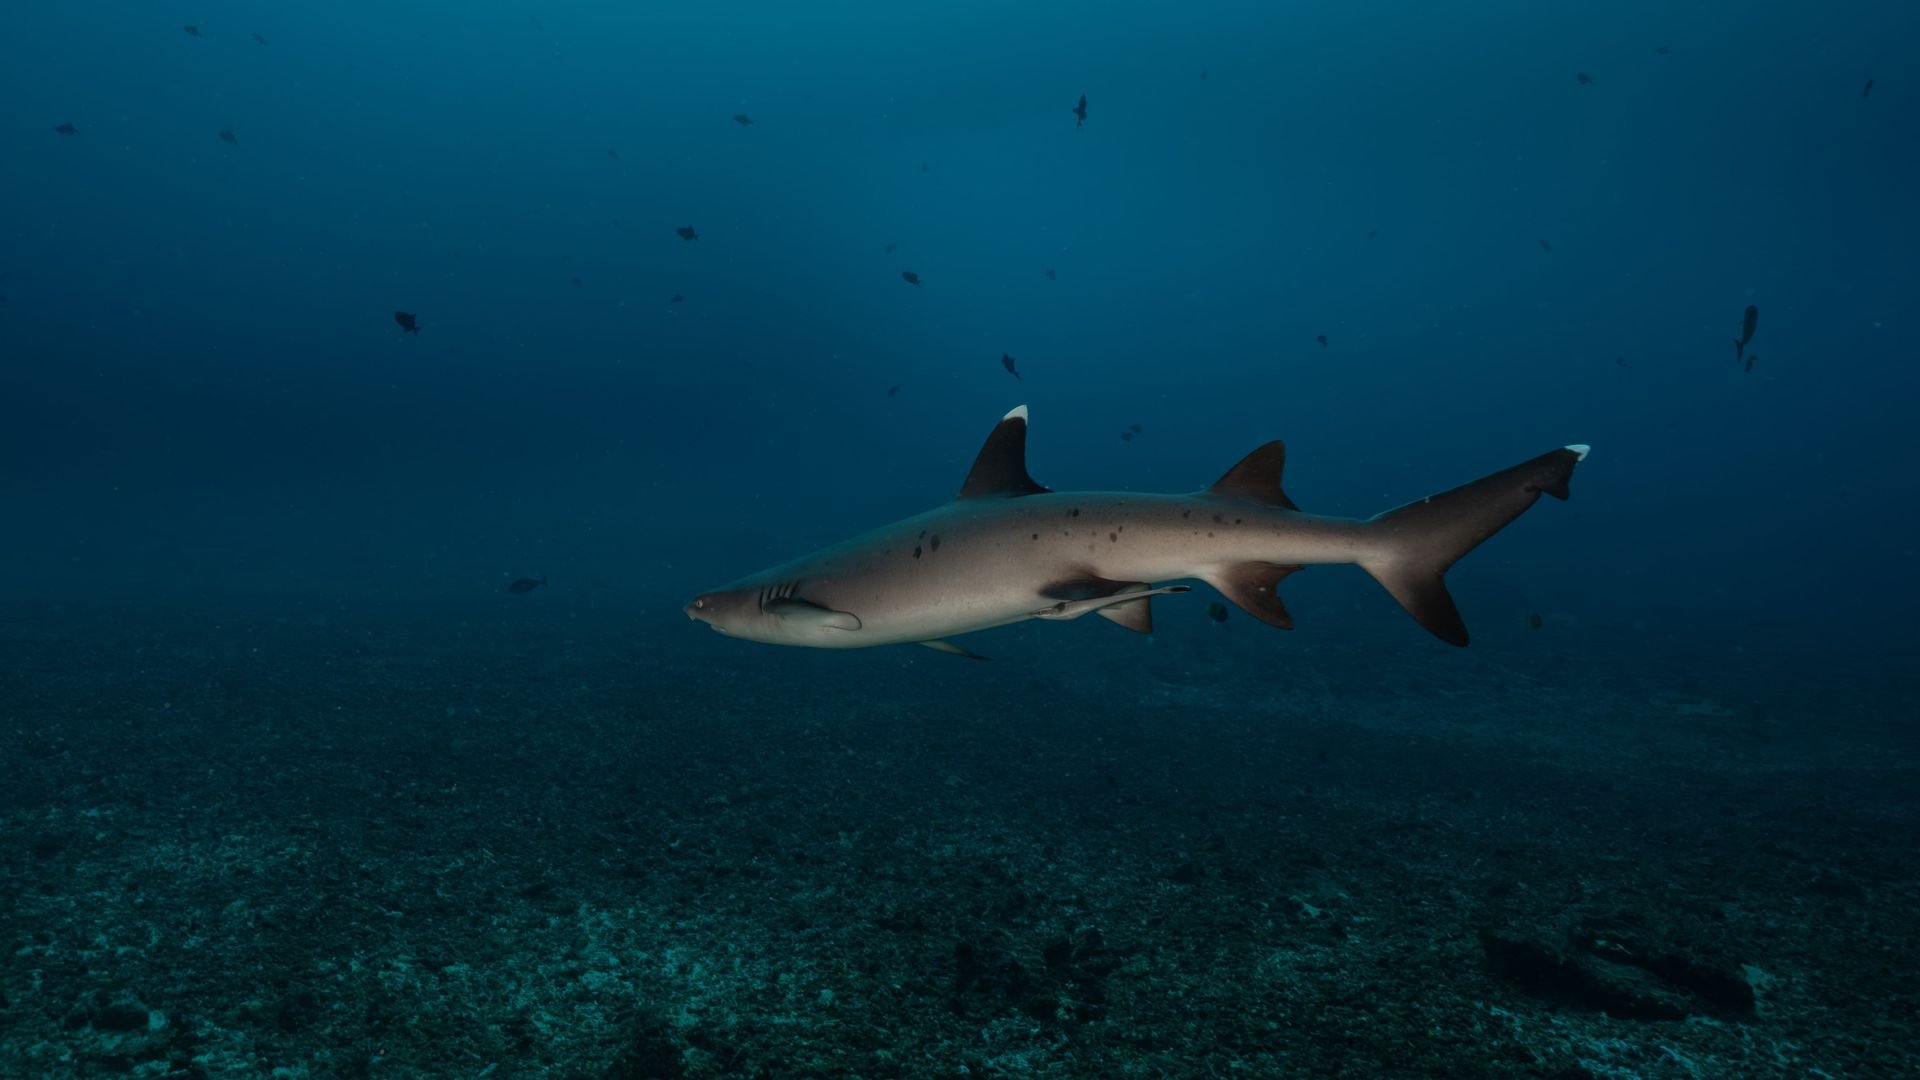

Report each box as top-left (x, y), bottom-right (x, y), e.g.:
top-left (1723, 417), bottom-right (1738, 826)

top-left (1206, 441), bottom-right (1300, 510)
top-left (958, 405), bottom-right (1052, 499)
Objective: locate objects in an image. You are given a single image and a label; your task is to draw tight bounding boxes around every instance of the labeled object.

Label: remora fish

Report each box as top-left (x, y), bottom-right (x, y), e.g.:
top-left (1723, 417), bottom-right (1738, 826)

top-left (686, 407), bottom-right (1588, 653)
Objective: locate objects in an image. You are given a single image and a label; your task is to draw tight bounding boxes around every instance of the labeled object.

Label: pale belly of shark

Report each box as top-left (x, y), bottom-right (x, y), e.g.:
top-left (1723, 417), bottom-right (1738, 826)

top-left (686, 406), bottom-right (1587, 656)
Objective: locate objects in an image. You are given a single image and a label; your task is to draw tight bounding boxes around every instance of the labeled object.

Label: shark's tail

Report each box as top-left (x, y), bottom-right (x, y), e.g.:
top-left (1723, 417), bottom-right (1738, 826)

top-left (1358, 445), bottom-right (1588, 645)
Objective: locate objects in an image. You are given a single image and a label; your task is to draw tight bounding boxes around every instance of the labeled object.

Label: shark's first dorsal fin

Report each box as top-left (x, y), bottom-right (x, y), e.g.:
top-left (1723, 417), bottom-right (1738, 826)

top-left (958, 405), bottom-right (1052, 499)
top-left (1206, 441), bottom-right (1299, 510)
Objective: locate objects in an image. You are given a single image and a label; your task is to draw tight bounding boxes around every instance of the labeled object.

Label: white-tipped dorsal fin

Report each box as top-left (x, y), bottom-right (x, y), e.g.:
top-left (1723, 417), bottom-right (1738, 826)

top-left (1565, 444), bottom-right (1591, 461)
top-left (958, 406), bottom-right (1051, 499)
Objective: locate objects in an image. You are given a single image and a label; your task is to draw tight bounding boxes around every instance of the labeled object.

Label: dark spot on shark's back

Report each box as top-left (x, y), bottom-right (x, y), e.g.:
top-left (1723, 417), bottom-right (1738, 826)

top-left (930, 535), bottom-right (942, 552)
top-left (913, 546), bottom-right (922, 559)
top-left (1109, 532), bottom-right (1118, 542)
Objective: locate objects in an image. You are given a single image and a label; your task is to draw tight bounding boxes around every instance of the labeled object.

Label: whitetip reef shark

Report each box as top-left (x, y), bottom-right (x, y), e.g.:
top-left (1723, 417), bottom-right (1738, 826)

top-left (686, 406), bottom-right (1587, 657)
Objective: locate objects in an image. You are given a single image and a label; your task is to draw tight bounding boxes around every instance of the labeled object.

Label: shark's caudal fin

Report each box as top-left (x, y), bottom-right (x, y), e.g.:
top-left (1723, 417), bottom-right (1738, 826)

top-left (1359, 445), bottom-right (1589, 646)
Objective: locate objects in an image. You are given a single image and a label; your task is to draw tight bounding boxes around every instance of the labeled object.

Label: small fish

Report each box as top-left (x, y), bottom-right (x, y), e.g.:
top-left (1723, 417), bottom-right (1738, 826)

top-left (394, 311), bottom-right (420, 335)
top-left (1744, 355), bottom-right (1756, 375)
top-left (1120, 431), bottom-right (1134, 442)
top-left (1043, 267), bottom-right (1057, 280)
top-left (1315, 334), bottom-right (1328, 348)
top-left (607, 149), bottom-right (620, 160)
top-left (218, 128), bottom-right (238, 145)
top-left (885, 241), bottom-right (898, 253)
top-left (1575, 72), bottom-right (1594, 85)
top-left (507, 576), bottom-right (548, 594)
top-left (1538, 239), bottom-right (1554, 254)
top-left (570, 275), bottom-right (583, 287)
top-left (669, 293), bottom-right (685, 303)
top-left (1206, 602), bottom-right (1229, 624)
top-left (676, 226), bottom-right (699, 241)
top-left (252, 32), bottom-right (267, 45)
top-left (1616, 356), bottom-right (1628, 367)
top-left (1655, 46), bottom-right (1671, 56)
top-left (1130, 423), bottom-right (1142, 433)
top-left (901, 270), bottom-right (920, 286)
top-left (733, 113), bottom-right (754, 126)
top-left (182, 24), bottom-right (200, 37)
top-left (1734, 304), bottom-right (1758, 362)
top-left (921, 161), bottom-right (930, 173)
top-left (1365, 229), bottom-right (1377, 240)
top-left (887, 383), bottom-right (902, 398)
top-left (1526, 611), bottom-right (1544, 630)
top-left (1072, 94), bottom-right (1088, 127)
top-left (54, 122), bottom-right (78, 136)
top-left (1862, 78), bottom-right (1874, 99)
top-left (1001, 353), bottom-right (1021, 380)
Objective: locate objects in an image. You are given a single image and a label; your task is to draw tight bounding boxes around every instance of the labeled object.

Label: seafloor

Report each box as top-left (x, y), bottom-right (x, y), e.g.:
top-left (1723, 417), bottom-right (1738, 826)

top-left (1, 600), bottom-right (1914, 1078)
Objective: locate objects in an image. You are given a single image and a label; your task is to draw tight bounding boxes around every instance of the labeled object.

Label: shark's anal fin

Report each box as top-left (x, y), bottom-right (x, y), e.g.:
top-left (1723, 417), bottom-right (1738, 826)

top-left (764, 597), bottom-right (863, 631)
top-left (1209, 564), bottom-right (1303, 629)
top-left (1206, 441), bottom-right (1300, 510)
top-left (957, 405), bottom-right (1052, 499)
top-left (919, 639), bottom-right (990, 660)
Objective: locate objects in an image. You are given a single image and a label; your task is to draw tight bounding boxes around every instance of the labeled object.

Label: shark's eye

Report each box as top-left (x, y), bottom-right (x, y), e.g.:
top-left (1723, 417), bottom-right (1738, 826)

top-left (693, 598), bottom-right (706, 609)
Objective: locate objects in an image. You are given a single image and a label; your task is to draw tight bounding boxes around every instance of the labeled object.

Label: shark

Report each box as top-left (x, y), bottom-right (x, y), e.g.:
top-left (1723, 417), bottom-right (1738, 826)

top-left (686, 406), bottom-right (1587, 656)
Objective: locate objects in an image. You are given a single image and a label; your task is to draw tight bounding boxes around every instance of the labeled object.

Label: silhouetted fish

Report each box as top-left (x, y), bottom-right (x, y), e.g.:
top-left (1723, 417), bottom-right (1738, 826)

top-left (887, 383), bottom-right (902, 398)
top-left (1072, 94), bottom-right (1087, 127)
top-left (669, 293), bottom-right (685, 303)
top-left (1734, 304), bottom-right (1758, 362)
top-left (1120, 431), bottom-right (1134, 442)
top-left (1538, 239), bottom-right (1554, 253)
top-left (607, 149), bottom-right (620, 160)
top-left (676, 226), bottom-right (699, 241)
top-left (570, 275), bottom-right (583, 287)
top-left (1200, 69), bottom-right (1209, 81)
top-left (1316, 334), bottom-right (1328, 348)
top-left (54, 122), bottom-right (78, 136)
top-left (1862, 78), bottom-right (1874, 99)
top-left (1527, 611), bottom-right (1544, 630)
top-left (1366, 229), bottom-right (1377, 240)
top-left (1043, 267), bottom-right (1057, 280)
top-left (733, 113), bottom-right (754, 126)
top-left (394, 311), bottom-right (420, 335)
top-left (1655, 46), bottom-right (1670, 55)
top-left (1575, 72), bottom-right (1594, 85)
top-left (1744, 354), bottom-right (1756, 375)
top-left (252, 32), bottom-right (267, 45)
top-left (182, 25), bottom-right (200, 37)
top-left (1130, 423), bottom-right (1142, 433)
top-left (1616, 355), bottom-right (1628, 367)
top-left (507, 576), bottom-right (548, 594)
top-left (901, 270), bottom-right (920, 286)
top-left (218, 128), bottom-right (238, 145)
top-left (1207, 602), bottom-right (1229, 624)
top-left (885, 241), bottom-right (898, 253)
top-left (922, 161), bottom-right (930, 172)
top-left (1001, 353), bottom-right (1021, 380)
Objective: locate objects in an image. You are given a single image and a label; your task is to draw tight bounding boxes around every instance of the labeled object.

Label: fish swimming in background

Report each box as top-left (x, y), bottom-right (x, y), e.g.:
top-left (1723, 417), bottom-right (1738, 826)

top-left (1527, 611), bottom-right (1544, 630)
top-left (1576, 72), bottom-right (1594, 85)
top-left (901, 270), bottom-right (920, 286)
top-left (607, 149), bottom-right (621, 160)
top-left (1655, 46), bottom-right (1671, 55)
top-left (1734, 304), bottom-right (1758, 363)
top-left (394, 311), bottom-right (420, 335)
top-left (182, 25), bottom-right (200, 37)
top-left (1120, 432), bottom-right (1135, 442)
top-left (1072, 94), bottom-right (1088, 127)
top-left (507, 576), bottom-right (548, 594)
top-left (685, 406), bottom-right (1588, 654)
top-left (1207, 602), bottom-right (1230, 624)
top-left (1744, 355), bottom-right (1756, 375)
top-left (1001, 353), bottom-right (1022, 380)
top-left (252, 32), bottom-right (267, 45)
top-left (570, 275), bottom-right (584, 287)
top-left (1538, 239), bottom-right (1554, 254)
top-left (1316, 334), bottom-right (1328, 348)
top-left (1366, 229), bottom-right (1377, 240)
top-left (54, 122), bottom-right (78, 135)
top-left (1043, 267), bottom-right (1057, 280)
top-left (733, 114), bottom-right (754, 126)
top-left (669, 293), bottom-right (685, 303)
top-left (218, 128), bottom-right (238, 145)
top-left (885, 241), bottom-right (899, 253)
top-left (676, 226), bottom-right (699, 241)
top-left (1131, 423), bottom-right (1143, 434)
top-left (1862, 79), bottom-right (1874, 99)
top-left (887, 384), bottom-right (903, 398)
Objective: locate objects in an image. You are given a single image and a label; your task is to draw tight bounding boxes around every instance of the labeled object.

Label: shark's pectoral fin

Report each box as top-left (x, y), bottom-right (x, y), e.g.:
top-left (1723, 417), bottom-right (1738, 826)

top-left (764, 597), bottom-right (863, 631)
top-left (919, 639), bottom-right (990, 660)
top-left (1208, 564), bottom-right (1302, 629)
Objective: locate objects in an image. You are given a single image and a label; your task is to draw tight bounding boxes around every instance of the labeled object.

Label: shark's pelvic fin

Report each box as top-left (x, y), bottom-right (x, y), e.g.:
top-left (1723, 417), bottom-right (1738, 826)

top-left (1361, 445), bottom-right (1586, 646)
top-left (1206, 441), bottom-right (1300, 510)
top-left (1208, 564), bottom-right (1303, 629)
top-left (958, 404), bottom-right (1053, 499)
top-left (1034, 584), bottom-right (1192, 629)
top-left (764, 597), bottom-right (863, 631)
top-left (919, 639), bottom-right (990, 659)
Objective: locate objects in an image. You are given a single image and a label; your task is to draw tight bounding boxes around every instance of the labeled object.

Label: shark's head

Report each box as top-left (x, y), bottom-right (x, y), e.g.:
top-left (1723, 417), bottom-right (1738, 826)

top-left (685, 581), bottom-right (865, 645)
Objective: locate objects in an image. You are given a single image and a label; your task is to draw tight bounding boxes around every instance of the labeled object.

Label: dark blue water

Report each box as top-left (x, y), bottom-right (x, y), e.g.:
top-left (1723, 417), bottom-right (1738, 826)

top-left (3, 3), bottom-right (1916, 1077)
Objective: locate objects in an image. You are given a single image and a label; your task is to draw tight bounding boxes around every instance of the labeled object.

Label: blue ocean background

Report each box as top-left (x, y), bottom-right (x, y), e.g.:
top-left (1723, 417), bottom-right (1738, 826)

top-left (3, 2), bottom-right (1917, 1077)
